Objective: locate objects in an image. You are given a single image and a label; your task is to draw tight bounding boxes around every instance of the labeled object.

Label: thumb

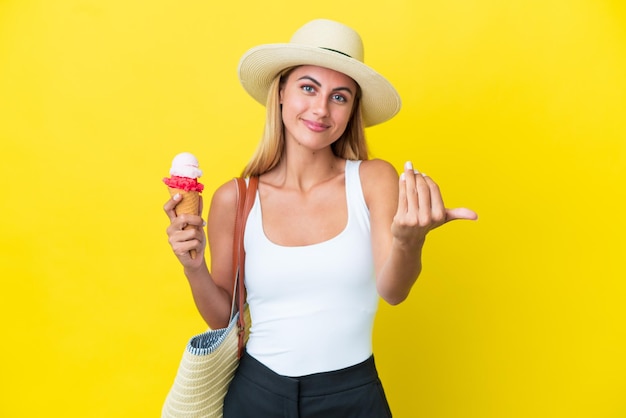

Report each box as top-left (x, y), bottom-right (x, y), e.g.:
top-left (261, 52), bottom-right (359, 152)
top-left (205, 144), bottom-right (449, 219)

top-left (445, 207), bottom-right (479, 222)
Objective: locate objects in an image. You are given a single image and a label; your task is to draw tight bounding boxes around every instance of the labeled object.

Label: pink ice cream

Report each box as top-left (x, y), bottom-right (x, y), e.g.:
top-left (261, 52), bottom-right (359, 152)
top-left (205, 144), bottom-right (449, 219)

top-left (162, 152), bottom-right (204, 192)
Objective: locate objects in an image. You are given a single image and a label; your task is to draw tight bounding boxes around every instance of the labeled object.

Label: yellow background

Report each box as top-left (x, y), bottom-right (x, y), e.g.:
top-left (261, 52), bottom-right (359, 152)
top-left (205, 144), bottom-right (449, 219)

top-left (1, 0), bottom-right (624, 416)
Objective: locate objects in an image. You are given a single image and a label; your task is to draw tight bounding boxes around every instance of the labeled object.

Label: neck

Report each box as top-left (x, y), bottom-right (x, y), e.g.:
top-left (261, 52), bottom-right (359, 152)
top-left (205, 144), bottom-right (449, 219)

top-left (268, 146), bottom-right (345, 192)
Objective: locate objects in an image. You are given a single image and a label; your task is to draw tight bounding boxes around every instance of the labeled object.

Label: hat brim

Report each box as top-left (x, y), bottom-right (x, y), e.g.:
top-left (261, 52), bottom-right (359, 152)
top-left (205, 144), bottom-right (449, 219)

top-left (238, 44), bottom-right (401, 127)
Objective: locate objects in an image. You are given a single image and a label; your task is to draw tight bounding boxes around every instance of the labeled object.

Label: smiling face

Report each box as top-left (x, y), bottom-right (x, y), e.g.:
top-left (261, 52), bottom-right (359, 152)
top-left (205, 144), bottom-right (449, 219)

top-left (279, 65), bottom-right (358, 154)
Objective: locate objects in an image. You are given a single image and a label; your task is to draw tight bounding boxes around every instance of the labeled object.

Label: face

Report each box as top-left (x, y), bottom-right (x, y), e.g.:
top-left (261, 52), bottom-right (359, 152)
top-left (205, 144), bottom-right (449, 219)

top-left (279, 65), bottom-right (358, 152)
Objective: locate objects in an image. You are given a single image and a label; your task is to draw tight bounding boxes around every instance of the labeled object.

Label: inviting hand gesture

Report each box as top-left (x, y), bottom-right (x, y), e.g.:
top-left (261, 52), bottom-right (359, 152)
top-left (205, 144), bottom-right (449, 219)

top-left (392, 161), bottom-right (478, 246)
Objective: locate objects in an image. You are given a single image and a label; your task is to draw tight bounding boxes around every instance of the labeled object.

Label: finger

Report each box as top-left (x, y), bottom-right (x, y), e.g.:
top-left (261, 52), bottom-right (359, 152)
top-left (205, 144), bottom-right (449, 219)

top-left (166, 218), bottom-right (190, 238)
top-left (178, 213), bottom-right (205, 229)
top-left (163, 193), bottom-right (182, 221)
top-left (403, 161), bottom-right (418, 214)
top-left (172, 238), bottom-right (201, 259)
top-left (166, 212), bottom-right (204, 238)
top-left (414, 170), bottom-right (431, 213)
top-left (445, 207), bottom-right (479, 222)
top-left (398, 172), bottom-right (408, 214)
top-left (423, 175), bottom-right (445, 223)
top-left (168, 226), bottom-right (204, 252)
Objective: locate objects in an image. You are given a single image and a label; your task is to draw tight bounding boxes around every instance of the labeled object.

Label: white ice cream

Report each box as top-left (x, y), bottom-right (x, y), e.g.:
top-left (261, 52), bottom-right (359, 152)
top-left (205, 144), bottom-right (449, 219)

top-left (169, 152), bottom-right (203, 179)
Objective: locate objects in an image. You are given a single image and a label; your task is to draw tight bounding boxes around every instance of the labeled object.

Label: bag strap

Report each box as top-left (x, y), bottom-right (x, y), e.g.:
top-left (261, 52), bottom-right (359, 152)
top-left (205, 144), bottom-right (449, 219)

top-left (231, 176), bottom-right (258, 359)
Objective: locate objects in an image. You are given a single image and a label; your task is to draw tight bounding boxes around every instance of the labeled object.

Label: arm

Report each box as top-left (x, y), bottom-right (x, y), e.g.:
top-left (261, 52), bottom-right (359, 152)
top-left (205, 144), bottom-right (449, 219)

top-left (163, 180), bottom-right (238, 328)
top-left (362, 159), bottom-right (478, 305)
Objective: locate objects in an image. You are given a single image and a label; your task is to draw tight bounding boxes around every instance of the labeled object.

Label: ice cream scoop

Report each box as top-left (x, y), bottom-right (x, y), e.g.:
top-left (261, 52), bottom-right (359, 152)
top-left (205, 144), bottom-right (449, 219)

top-left (163, 152), bottom-right (205, 192)
top-left (163, 152), bottom-right (204, 259)
top-left (169, 152), bottom-right (203, 179)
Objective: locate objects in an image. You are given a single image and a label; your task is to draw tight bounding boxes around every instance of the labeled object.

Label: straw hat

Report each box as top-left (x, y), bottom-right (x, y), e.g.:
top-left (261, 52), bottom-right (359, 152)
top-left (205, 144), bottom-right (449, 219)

top-left (238, 19), bottom-right (401, 127)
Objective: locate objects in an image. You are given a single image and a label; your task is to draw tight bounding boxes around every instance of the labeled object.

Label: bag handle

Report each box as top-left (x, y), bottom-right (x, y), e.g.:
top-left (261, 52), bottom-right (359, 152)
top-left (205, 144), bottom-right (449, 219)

top-left (231, 176), bottom-right (258, 359)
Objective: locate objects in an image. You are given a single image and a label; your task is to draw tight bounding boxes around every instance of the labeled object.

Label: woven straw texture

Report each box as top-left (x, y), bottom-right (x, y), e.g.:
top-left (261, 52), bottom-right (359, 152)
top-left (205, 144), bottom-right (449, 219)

top-left (162, 310), bottom-right (244, 418)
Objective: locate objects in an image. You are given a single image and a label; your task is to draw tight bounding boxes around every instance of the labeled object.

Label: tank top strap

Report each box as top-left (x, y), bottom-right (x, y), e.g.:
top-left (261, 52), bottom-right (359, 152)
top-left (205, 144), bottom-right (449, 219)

top-left (345, 160), bottom-right (370, 231)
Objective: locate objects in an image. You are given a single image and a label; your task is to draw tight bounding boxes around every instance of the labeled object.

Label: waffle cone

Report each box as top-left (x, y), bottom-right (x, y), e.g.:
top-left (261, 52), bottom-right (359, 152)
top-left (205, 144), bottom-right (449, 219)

top-left (168, 187), bottom-right (200, 259)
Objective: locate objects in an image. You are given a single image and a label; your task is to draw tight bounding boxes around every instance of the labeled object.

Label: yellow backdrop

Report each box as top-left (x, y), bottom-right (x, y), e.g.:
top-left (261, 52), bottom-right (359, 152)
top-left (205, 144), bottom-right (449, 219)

top-left (1, 0), bottom-right (624, 417)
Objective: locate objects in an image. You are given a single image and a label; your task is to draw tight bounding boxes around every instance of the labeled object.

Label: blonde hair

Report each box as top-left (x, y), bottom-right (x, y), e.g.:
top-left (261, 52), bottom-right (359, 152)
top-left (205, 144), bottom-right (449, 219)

top-left (242, 67), bottom-right (368, 178)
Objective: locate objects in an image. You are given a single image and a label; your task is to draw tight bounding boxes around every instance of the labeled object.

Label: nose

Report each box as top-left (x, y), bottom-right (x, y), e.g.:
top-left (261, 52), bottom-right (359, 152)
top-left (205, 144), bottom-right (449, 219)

top-left (311, 94), bottom-right (329, 117)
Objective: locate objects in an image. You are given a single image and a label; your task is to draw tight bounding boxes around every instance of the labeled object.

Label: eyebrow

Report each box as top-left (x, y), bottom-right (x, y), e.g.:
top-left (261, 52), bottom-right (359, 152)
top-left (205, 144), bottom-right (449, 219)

top-left (297, 75), bottom-right (355, 96)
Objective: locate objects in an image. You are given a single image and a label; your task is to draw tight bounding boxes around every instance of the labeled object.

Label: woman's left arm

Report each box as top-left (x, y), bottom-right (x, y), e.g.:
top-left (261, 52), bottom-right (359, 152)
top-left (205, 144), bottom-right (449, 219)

top-left (362, 159), bottom-right (478, 305)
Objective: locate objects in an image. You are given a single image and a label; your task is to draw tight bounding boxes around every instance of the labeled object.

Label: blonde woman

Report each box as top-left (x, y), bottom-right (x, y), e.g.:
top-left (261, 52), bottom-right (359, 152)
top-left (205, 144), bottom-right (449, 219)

top-left (164, 19), bottom-right (477, 417)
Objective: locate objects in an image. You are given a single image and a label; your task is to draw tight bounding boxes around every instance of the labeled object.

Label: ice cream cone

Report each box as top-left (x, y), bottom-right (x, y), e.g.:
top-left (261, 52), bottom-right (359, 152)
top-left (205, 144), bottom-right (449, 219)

top-left (168, 187), bottom-right (200, 259)
top-left (164, 152), bottom-right (204, 259)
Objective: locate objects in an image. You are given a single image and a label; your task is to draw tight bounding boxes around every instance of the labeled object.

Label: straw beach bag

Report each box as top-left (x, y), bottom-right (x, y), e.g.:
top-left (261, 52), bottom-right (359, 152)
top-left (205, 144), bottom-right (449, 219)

top-left (162, 177), bottom-right (258, 418)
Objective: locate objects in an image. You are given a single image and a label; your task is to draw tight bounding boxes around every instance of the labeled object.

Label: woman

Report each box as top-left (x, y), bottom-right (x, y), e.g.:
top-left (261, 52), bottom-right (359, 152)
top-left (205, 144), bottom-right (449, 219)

top-left (164, 19), bottom-right (477, 417)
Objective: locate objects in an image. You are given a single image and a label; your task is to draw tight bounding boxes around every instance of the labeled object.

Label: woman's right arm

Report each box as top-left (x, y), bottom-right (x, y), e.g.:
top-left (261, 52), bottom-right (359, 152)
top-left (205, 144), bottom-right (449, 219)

top-left (163, 180), bottom-right (238, 329)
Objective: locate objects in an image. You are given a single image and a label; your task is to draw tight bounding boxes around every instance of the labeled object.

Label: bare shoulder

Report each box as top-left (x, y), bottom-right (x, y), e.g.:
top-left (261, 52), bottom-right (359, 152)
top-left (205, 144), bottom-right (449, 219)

top-left (207, 179), bottom-right (240, 289)
top-left (207, 179), bottom-right (239, 237)
top-left (209, 179), bottom-right (238, 212)
top-left (360, 158), bottom-right (398, 180)
top-left (360, 159), bottom-right (399, 205)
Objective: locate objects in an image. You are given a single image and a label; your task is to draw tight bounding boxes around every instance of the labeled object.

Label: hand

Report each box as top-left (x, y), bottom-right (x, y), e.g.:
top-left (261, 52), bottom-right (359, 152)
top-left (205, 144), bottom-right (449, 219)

top-left (163, 193), bottom-right (206, 267)
top-left (392, 161), bottom-right (478, 246)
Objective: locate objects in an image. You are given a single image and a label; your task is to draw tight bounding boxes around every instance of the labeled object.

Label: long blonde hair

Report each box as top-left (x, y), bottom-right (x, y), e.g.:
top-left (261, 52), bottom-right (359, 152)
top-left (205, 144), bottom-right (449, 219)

top-left (242, 67), bottom-right (368, 178)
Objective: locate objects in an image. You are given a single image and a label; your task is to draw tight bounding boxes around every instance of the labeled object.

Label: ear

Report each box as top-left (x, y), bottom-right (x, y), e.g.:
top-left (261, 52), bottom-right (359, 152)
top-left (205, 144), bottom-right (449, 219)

top-left (279, 87), bottom-right (284, 104)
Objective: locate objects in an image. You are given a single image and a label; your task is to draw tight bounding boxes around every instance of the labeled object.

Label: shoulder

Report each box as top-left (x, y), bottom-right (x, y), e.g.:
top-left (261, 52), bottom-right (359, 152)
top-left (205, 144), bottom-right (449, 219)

top-left (208, 179), bottom-right (240, 223)
top-left (359, 159), bottom-right (399, 204)
top-left (359, 158), bottom-right (398, 180)
top-left (211, 179), bottom-right (238, 207)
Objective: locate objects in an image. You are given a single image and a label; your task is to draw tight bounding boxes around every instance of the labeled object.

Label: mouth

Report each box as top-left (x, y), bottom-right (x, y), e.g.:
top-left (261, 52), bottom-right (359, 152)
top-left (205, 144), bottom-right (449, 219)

top-left (302, 119), bottom-right (330, 132)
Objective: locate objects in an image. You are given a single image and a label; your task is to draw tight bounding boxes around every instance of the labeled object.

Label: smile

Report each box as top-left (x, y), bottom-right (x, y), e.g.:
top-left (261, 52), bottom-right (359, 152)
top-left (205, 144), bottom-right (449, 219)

top-left (302, 119), bottom-right (330, 132)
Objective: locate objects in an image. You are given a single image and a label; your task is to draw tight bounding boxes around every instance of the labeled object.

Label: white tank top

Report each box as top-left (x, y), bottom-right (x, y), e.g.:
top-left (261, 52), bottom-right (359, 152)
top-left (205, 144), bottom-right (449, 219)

top-left (244, 160), bottom-right (378, 377)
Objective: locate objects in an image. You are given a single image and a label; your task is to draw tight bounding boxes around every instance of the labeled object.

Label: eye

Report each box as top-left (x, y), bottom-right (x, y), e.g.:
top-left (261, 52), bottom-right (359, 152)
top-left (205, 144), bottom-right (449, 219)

top-left (332, 93), bottom-right (347, 103)
top-left (301, 85), bottom-right (315, 94)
